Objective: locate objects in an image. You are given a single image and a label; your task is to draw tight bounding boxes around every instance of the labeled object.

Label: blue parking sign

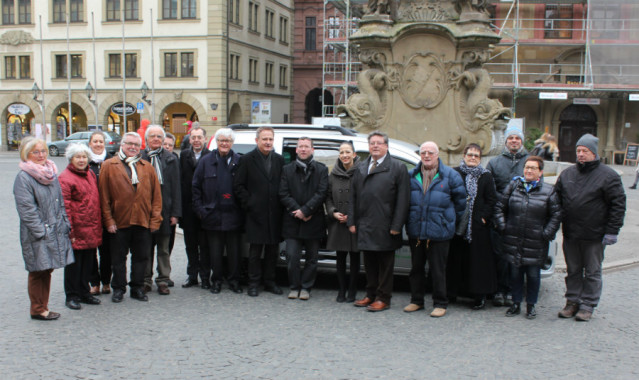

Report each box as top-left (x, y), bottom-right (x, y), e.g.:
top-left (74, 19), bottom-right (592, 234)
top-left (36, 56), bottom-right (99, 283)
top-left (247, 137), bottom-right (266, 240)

top-left (136, 102), bottom-right (144, 114)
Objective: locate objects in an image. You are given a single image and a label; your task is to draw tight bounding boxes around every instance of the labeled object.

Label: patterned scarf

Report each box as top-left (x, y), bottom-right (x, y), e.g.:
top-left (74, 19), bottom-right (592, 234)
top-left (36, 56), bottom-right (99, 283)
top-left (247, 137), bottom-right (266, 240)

top-left (515, 176), bottom-right (540, 192)
top-left (146, 147), bottom-right (164, 185)
top-left (458, 159), bottom-right (489, 242)
top-left (19, 159), bottom-right (58, 185)
top-left (117, 149), bottom-right (141, 185)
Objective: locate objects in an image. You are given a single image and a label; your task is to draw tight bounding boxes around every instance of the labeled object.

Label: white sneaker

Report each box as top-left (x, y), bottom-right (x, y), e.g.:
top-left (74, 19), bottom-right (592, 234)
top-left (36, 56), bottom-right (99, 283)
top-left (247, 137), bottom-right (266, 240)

top-left (299, 289), bottom-right (310, 300)
top-left (288, 290), bottom-right (299, 299)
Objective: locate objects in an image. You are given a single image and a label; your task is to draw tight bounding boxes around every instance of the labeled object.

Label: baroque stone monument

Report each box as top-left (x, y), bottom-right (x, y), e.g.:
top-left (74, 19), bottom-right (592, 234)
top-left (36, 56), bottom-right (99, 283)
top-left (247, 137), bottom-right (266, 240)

top-left (338, 0), bottom-right (511, 162)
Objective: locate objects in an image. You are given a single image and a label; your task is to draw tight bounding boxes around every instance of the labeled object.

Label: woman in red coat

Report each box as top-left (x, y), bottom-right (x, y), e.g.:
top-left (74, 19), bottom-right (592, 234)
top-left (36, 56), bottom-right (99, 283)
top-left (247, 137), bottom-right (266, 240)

top-left (59, 143), bottom-right (103, 310)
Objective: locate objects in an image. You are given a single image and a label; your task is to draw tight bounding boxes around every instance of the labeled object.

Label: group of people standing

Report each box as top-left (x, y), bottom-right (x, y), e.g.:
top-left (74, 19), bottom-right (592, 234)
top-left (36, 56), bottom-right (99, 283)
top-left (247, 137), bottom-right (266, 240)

top-left (14, 124), bottom-right (625, 323)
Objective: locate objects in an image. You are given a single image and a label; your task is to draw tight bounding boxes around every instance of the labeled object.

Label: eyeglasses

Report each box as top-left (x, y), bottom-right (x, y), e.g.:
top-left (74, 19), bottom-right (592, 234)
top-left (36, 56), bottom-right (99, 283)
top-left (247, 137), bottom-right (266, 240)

top-left (524, 166), bottom-right (540, 171)
top-left (465, 153), bottom-right (480, 158)
top-left (29, 150), bottom-right (47, 156)
top-left (420, 151), bottom-right (438, 156)
top-left (217, 139), bottom-right (232, 144)
top-left (369, 141), bottom-right (387, 146)
top-left (123, 142), bottom-right (141, 147)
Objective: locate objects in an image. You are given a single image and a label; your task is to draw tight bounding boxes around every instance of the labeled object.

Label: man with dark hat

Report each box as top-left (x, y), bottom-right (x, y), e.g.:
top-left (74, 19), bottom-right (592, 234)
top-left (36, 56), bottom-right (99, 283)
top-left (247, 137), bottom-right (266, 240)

top-left (555, 133), bottom-right (626, 322)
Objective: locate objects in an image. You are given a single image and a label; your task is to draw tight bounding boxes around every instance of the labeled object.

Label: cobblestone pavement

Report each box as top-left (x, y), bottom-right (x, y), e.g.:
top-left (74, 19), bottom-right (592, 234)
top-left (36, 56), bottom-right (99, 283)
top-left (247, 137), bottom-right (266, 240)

top-left (1, 153), bottom-right (638, 379)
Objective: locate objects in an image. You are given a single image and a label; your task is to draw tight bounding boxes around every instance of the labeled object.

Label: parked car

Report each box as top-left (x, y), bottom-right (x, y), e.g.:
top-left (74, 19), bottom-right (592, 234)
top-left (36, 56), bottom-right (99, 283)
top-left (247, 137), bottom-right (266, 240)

top-left (207, 123), bottom-right (556, 277)
top-left (47, 130), bottom-right (122, 156)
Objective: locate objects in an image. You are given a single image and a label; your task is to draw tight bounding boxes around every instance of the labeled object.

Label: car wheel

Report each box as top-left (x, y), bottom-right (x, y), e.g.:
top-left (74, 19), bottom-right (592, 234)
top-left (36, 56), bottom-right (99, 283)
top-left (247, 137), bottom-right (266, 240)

top-left (49, 146), bottom-right (59, 156)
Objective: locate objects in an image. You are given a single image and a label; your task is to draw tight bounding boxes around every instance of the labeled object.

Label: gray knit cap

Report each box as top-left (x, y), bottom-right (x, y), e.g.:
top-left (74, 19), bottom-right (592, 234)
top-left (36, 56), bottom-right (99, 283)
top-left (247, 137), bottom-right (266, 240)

top-left (576, 133), bottom-right (599, 159)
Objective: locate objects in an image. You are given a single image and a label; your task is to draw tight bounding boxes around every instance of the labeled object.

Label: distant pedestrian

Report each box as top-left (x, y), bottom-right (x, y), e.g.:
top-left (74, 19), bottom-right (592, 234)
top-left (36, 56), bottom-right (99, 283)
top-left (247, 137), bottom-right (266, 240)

top-left (494, 156), bottom-right (562, 319)
top-left (14, 137), bottom-right (74, 320)
top-left (326, 141), bottom-right (361, 302)
top-left (555, 134), bottom-right (626, 321)
top-left (59, 143), bottom-right (103, 311)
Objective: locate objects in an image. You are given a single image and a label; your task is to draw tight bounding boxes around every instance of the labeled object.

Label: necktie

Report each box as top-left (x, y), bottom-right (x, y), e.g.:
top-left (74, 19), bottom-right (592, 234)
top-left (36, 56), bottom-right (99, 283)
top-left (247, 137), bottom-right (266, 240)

top-left (370, 160), bottom-right (378, 174)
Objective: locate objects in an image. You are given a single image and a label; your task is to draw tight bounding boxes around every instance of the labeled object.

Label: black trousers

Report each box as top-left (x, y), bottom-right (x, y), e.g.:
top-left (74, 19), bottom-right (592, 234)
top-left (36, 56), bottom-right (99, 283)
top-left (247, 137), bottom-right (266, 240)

top-left (248, 243), bottom-right (279, 288)
top-left (64, 248), bottom-right (95, 301)
top-left (336, 251), bottom-right (360, 296)
top-left (491, 229), bottom-right (511, 294)
top-left (89, 228), bottom-right (112, 287)
top-left (183, 222), bottom-right (204, 280)
top-left (202, 230), bottom-right (242, 285)
top-left (111, 226), bottom-right (151, 291)
top-left (409, 239), bottom-right (449, 308)
top-left (363, 250), bottom-right (395, 304)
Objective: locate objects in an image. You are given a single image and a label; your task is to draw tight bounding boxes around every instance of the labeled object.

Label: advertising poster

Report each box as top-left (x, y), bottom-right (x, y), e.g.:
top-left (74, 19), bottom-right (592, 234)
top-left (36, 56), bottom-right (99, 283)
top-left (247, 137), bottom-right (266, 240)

top-left (251, 100), bottom-right (271, 123)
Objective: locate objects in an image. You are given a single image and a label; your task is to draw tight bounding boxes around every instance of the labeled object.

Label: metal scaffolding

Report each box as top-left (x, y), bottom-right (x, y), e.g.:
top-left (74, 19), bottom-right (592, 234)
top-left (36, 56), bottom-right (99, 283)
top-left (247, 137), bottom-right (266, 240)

top-left (321, 0), bottom-right (364, 118)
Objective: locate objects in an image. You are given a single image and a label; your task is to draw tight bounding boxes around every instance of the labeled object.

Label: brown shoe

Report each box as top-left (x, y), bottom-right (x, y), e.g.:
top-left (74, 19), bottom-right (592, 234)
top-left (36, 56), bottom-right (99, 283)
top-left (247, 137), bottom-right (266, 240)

top-left (158, 284), bottom-right (170, 295)
top-left (558, 301), bottom-right (579, 318)
top-left (354, 297), bottom-right (373, 307)
top-left (90, 286), bottom-right (100, 296)
top-left (403, 303), bottom-right (424, 313)
top-left (430, 307), bottom-right (447, 318)
top-left (366, 300), bottom-right (390, 312)
top-left (575, 309), bottom-right (592, 322)
top-left (101, 284), bottom-right (111, 294)
top-left (143, 285), bottom-right (152, 294)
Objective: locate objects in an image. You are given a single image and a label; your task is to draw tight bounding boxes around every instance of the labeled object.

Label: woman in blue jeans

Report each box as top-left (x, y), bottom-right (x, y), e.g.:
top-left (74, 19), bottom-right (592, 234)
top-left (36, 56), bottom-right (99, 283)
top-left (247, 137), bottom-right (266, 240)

top-left (494, 156), bottom-right (562, 319)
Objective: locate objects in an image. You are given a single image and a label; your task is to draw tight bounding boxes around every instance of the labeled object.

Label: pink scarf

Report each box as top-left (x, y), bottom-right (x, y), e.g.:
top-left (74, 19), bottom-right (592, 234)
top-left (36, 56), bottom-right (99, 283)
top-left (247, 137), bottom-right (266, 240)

top-left (19, 160), bottom-right (58, 185)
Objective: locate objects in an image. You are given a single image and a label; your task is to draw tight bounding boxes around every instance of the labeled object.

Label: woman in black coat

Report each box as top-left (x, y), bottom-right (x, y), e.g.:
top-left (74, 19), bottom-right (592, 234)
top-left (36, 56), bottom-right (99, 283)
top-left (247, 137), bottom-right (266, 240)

top-left (87, 131), bottom-right (113, 295)
top-left (325, 142), bottom-right (361, 302)
top-left (494, 156), bottom-right (562, 319)
top-left (447, 143), bottom-right (498, 309)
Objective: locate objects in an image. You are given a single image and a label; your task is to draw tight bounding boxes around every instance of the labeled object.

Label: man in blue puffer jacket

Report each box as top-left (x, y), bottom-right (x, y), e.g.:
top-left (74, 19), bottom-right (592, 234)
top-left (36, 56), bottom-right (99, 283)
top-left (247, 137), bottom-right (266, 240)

top-left (404, 141), bottom-right (466, 318)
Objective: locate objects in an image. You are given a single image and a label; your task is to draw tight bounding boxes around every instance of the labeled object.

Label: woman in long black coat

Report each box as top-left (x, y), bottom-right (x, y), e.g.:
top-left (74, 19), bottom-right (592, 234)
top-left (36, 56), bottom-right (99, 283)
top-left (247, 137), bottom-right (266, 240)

top-left (447, 143), bottom-right (498, 309)
top-left (325, 142), bottom-right (361, 302)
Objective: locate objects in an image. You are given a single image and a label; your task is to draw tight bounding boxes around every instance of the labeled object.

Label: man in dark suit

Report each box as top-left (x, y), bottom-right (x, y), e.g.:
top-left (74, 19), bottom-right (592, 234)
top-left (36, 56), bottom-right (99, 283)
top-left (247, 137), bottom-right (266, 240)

top-left (179, 126), bottom-right (211, 288)
top-left (348, 131), bottom-right (410, 312)
top-left (234, 127), bottom-right (285, 297)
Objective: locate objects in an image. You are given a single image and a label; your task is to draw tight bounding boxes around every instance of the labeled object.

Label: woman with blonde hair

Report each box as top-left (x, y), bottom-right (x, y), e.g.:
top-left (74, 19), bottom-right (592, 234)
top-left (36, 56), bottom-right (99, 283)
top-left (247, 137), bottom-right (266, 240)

top-left (13, 137), bottom-right (73, 320)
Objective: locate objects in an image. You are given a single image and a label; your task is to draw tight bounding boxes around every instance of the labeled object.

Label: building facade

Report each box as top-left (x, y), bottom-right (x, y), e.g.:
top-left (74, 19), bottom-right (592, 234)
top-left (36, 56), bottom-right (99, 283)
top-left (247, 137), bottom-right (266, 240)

top-left (0, 0), bottom-right (293, 150)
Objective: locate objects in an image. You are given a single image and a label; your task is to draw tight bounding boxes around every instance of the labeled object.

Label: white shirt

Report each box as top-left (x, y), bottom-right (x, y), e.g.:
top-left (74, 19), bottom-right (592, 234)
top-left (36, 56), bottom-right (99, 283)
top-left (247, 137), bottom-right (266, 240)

top-left (368, 154), bottom-right (387, 174)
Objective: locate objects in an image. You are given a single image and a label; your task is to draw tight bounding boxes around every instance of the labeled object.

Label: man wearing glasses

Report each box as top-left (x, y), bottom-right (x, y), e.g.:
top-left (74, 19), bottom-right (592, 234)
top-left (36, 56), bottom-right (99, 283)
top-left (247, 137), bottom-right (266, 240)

top-left (349, 131), bottom-right (410, 312)
top-left (141, 125), bottom-right (182, 296)
top-left (99, 132), bottom-right (162, 303)
top-left (403, 142), bottom-right (466, 318)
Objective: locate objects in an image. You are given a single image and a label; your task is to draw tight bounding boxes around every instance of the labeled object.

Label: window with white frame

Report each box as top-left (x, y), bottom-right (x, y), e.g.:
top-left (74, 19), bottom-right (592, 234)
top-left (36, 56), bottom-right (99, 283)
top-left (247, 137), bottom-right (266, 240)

top-left (249, 57), bottom-right (258, 83)
top-left (108, 53), bottom-right (137, 78)
top-left (248, 1), bottom-right (258, 32)
top-left (162, 0), bottom-right (198, 20)
top-left (55, 54), bottom-right (83, 78)
top-left (265, 9), bottom-right (274, 38)
top-left (229, 53), bottom-right (240, 80)
top-left (106, 0), bottom-right (138, 21)
top-left (229, 0), bottom-right (240, 24)
top-left (163, 51), bottom-right (196, 78)
top-left (265, 62), bottom-right (273, 86)
top-left (279, 15), bottom-right (288, 43)
top-left (279, 64), bottom-right (287, 88)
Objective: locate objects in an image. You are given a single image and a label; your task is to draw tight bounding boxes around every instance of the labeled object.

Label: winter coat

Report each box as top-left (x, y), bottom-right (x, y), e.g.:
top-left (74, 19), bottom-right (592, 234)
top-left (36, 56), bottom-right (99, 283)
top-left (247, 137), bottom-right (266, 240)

top-left (325, 157), bottom-right (360, 252)
top-left (494, 178), bottom-right (562, 267)
top-left (88, 151), bottom-right (113, 182)
top-left (486, 148), bottom-right (529, 194)
top-left (406, 160), bottom-right (467, 241)
top-left (233, 148), bottom-right (285, 244)
top-left (179, 147), bottom-right (210, 230)
top-left (59, 164), bottom-right (102, 250)
top-left (555, 160), bottom-right (626, 241)
top-left (99, 157), bottom-right (163, 231)
top-left (279, 159), bottom-right (329, 240)
top-left (142, 149), bottom-right (182, 235)
top-left (14, 170), bottom-right (74, 272)
top-left (348, 155), bottom-right (410, 251)
top-left (192, 150), bottom-right (243, 231)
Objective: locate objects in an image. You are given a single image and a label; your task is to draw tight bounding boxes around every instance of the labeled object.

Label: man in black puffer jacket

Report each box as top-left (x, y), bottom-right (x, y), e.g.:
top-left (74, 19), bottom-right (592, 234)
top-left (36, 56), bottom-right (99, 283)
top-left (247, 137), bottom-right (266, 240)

top-left (555, 134), bottom-right (626, 322)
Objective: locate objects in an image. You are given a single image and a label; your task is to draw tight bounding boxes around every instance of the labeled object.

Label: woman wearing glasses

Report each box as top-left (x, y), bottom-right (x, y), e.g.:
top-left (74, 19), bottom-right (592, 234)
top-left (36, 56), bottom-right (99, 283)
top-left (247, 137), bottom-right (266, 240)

top-left (447, 143), bottom-right (498, 310)
top-left (495, 156), bottom-right (562, 319)
top-left (13, 137), bottom-right (74, 320)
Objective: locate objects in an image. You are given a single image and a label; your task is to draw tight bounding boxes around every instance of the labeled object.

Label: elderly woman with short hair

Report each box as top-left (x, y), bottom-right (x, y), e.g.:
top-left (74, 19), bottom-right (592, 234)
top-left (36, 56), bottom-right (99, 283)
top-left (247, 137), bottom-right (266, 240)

top-left (59, 143), bottom-right (103, 310)
top-left (192, 128), bottom-right (244, 294)
top-left (14, 137), bottom-right (74, 320)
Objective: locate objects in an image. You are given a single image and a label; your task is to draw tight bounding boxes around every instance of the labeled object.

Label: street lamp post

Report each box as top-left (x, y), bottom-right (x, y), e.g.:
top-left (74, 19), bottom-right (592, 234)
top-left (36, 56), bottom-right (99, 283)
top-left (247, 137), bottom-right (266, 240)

top-left (86, 82), bottom-right (98, 128)
top-left (141, 81), bottom-right (152, 106)
top-left (32, 82), bottom-right (45, 139)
